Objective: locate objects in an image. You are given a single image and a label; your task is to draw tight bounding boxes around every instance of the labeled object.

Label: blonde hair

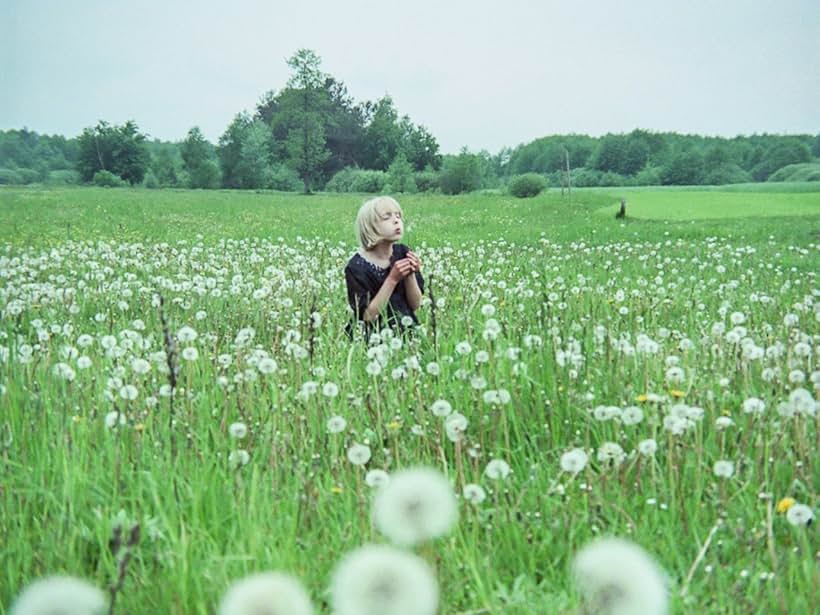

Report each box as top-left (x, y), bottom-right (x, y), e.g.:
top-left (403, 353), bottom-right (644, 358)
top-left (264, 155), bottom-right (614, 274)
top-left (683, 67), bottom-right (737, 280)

top-left (355, 196), bottom-right (403, 249)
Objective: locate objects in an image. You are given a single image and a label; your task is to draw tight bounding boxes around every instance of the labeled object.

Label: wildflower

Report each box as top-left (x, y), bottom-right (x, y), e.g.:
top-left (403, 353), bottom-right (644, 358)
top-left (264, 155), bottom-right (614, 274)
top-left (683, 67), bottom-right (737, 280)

top-left (430, 399), bottom-right (452, 417)
top-left (322, 382), bottom-right (339, 398)
top-left (560, 448), bottom-right (588, 474)
top-left (181, 346), bottom-right (199, 361)
top-left (463, 483), bottom-right (486, 505)
top-left (638, 439), bottom-right (657, 457)
top-left (742, 397), bottom-right (766, 414)
top-left (218, 572), bottom-right (313, 615)
top-left (330, 544), bottom-right (438, 615)
top-left (10, 576), bottom-right (107, 615)
top-left (118, 385), bottom-right (138, 401)
top-left (484, 458), bottom-right (511, 480)
top-left (444, 413), bottom-right (468, 442)
top-left (786, 503), bottom-right (814, 527)
top-left (776, 497), bottom-right (796, 514)
top-left (372, 467), bottom-right (458, 546)
top-left (425, 362), bottom-right (440, 376)
top-left (228, 450), bottom-right (250, 468)
top-left (53, 362), bottom-right (76, 382)
top-left (177, 326), bottom-right (198, 342)
top-left (76, 356), bottom-right (92, 370)
top-left (365, 469), bottom-right (390, 488)
top-left (229, 422), bottom-right (248, 439)
top-left (257, 357), bottom-right (277, 374)
top-left (455, 341), bottom-right (472, 355)
top-left (365, 361), bottom-right (382, 376)
top-left (636, 394), bottom-right (649, 403)
top-left (573, 537), bottom-right (668, 615)
top-left (104, 411), bottom-right (125, 429)
top-left (327, 416), bottom-right (347, 434)
top-left (621, 406), bottom-right (643, 425)
top-left (713, 460), bottom-right (734, 478)
top-left (481, 304), bottom-right (496, 316)
top-left (664, 366), bottom-right (685, 384)
top-left (715, 416), bottom-right (734, 429)
top-left (669, 389), bottom-right (685, 398)
top-left (346, 443), bottom-right (371, 466)
top-left (475, 350), bottom-right (490, 364)
top-left (596, 442), bottom-right (626, 468)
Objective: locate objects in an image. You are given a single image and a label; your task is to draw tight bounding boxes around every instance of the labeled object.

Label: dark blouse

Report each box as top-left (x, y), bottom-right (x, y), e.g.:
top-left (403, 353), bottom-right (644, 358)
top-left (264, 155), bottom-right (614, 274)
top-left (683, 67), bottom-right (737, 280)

top-left (344, 243), bottom-right (425, 339)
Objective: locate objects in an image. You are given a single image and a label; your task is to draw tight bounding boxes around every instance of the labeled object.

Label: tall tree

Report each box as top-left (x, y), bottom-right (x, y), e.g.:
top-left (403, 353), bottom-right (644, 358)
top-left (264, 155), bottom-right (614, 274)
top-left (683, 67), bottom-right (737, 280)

top-left (180, 127), bottom-right (220, 189)
top-left (217, 112), bottom-right (254, 188)
top-left (283, 49), bottom-right (330, 193)
top-left (75, 120), bottom-right (149, 184)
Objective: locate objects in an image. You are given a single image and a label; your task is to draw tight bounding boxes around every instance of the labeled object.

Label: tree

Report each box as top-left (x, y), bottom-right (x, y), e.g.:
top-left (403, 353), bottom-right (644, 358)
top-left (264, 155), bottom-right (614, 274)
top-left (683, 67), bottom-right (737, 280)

top-left (439, 149), bottom-right (482, 194)
top-left (362, 96), bottom-right (403, 170)
top-left (75, 120), bottom-right (149, 184)
top-left (387, 152), bottom-right (417, 193)
top-left (236, 121), bottom-right (272, 189)
top-left (181, 127), bottom-right (220, 189)
top-left (283, 49), bottom-right (331, 193)
top-left (217, 112), bottom-right (254, 188)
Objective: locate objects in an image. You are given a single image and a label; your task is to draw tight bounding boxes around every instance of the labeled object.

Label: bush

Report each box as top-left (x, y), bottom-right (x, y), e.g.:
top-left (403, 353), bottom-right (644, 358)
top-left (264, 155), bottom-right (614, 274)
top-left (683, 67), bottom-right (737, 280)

top-left (325, 167), bottom-right (358, 192)
top-left (634, 165), bottom-right (662, 186)
top-left (93, 170), bottom-right (127, 187)
top-left (767, 162), bottom-right (820, 182)
top-left (570, 167), bottom-right (605, 187)
top-left (0, 168), bottom-right (23, 185)
top-left (269, 164), bottom-right (302, 191)
top-left (413, 170), bottom-right (439, 193)
top-left (142, 169), bottom-right (160, 189)
top-left (508, 173), bottom-right (547, 197)
top-left (351, 170), bottom-right (388, 193)
top-left (703, 163), bottom-right (752, 185)
top-left (46, 170), bottom-right (81, 185)
top-left (387, 153), bottom-right (417, 193)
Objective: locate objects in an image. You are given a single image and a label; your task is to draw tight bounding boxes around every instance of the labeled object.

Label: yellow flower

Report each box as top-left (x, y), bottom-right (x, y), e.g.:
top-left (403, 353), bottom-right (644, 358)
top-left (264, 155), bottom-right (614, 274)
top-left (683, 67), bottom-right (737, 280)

top-left (331, 486), bottom-right (344, 494)
top-left (387, 421), bottom-right (401, 432)
top-left (670, 389), bottom-right (686, 398)
top-left (135, 423), bottom-right (145, 432)
top-left (72, 415), bottom-right (82, 423)
top-left (776, 497), bottom-right (796, 514)
top-left (636, 394), bottom-right (649, 403)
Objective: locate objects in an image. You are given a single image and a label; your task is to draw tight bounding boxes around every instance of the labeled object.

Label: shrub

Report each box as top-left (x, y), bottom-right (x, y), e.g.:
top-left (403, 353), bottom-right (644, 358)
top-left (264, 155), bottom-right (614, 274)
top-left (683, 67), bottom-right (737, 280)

top-left (325, 167), bottom-right (359, 192)
top-left (387, 153), bottom-right (417, 193)
top-left (142, 169), bottom-right (160, 189)
top-left (46, 170), bottom-right (81, 185)
top-left (703, 163), bottom-right (752, 185)
top-left (439, 154), bottom-right (481, 194)
top-left (351, 170), bottom-right (388, 193)
top-left (93, 170), bottom-right (127, 187)
top-left (414, 170), bottom-right (439, 193)
top-left (767, 162), bottom-right (820, 182)
top-left (269, 164), bottom-right (302, 191)
top-left (634, 165), bottom-right (662, 186)
top-left (508, 173), bottom-right (547, 198)
top-left (0, 168), bottom-right (23, 185)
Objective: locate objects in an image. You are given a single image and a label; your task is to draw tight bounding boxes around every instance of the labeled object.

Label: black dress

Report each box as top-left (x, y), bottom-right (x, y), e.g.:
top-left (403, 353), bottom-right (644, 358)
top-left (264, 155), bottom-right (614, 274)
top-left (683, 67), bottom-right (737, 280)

top-left (344, 243), bottom-right (425, 340)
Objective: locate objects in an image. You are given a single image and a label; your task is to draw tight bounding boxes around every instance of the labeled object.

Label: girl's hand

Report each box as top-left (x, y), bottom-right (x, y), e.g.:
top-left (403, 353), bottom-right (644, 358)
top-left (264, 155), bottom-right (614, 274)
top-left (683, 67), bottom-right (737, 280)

top-left (387, 258), bottom-right (415, 283)
top-left (406, 251), bottom-right (422, 272)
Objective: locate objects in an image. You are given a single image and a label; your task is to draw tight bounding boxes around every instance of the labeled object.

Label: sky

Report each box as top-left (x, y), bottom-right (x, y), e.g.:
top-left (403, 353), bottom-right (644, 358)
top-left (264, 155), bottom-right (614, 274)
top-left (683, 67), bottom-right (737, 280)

top-left (2, 0), bottom-right (818, 154)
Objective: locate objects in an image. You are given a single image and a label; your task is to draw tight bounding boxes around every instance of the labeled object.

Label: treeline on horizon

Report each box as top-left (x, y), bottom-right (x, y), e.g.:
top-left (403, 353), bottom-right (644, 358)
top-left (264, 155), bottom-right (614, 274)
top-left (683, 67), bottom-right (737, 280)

top-left (2, 49), bottom-right (819, 194)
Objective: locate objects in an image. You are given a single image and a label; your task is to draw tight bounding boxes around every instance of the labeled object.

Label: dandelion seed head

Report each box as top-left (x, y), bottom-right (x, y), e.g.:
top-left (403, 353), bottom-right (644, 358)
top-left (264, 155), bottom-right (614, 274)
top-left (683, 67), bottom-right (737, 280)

top-left (218, 571), bottom-right (313, 615)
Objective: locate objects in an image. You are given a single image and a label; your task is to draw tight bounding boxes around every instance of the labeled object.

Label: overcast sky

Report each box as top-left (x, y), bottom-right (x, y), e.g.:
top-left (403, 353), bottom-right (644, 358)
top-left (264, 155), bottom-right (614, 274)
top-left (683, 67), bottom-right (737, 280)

top-left (2, 0), bottom-right (818, 154)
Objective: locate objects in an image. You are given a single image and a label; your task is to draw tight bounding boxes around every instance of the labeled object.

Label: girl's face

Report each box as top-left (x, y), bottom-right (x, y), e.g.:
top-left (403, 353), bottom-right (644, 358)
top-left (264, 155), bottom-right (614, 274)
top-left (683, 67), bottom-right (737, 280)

top-left (375, 204), bottom-right (403, 243)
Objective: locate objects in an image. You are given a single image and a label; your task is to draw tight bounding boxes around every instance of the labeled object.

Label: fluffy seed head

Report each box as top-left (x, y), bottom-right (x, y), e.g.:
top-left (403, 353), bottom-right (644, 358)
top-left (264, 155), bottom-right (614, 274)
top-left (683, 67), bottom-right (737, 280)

top-left (11, 576), bottom-right (107, 615)
top-left (218, 571), bottom-right (313, 615)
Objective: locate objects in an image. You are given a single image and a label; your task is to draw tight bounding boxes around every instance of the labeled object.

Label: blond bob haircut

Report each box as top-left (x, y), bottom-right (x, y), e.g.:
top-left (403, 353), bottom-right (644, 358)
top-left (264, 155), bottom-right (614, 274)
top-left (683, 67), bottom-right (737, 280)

top-left (355, 196), bottom-right (403, 249)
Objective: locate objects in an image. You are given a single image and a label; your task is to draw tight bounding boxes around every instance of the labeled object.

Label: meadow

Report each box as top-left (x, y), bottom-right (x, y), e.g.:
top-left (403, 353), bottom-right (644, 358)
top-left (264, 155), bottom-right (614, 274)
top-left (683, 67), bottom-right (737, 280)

top-left (1, 183), bottom-right (818, 614)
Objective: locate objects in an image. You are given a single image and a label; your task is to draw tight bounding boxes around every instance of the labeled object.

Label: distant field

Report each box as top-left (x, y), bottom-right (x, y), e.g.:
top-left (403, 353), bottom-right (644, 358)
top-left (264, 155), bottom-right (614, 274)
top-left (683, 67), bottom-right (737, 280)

top-left (592, 184), bottom-right (820, 220)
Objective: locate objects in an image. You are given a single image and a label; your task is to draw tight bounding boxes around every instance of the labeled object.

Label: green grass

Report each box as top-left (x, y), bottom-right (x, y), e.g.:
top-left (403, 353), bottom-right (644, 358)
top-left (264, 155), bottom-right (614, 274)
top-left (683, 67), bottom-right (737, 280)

top-left (1, 186), bottom-right (818, 614)
top-left (594, 190), bottom-right (820, 220)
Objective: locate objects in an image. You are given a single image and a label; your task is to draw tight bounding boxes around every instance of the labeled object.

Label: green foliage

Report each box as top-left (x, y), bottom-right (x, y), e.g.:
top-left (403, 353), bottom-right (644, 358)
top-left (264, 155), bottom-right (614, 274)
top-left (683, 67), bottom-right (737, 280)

top-left (752, 141), bottom-right (812, 181)
top-left (702, 163), bottom-right (752, 185)
top-left (352, 169), bottom-right (388, 193)
top-left (217, 112), bottom-right (255, 188)
top-left (634, 165), bottom-right (662, 186)
top-left (386, 152), bottom-right (417, 193)
top-left (235, 121), bottom-right (271, 190)
top-left (0, 168), bottom-right (23, 184)
top-left (181, 127), bottom-right (221, 189)
top-left (325, 167), bottom-right (359, 192)
top-left (269, 164), bottom-right (302, 191)
top-left (142, 169), bottom-right (160, 189)
top-left (413, 169), bottom-right (439, 193)
top-left (92, 169), bottom-right (127, 187)
top-left (439, 150), bottom-right (482, 194)
top-left (508, 173), bottom-right (547, 198)
top-left (660, 150), bottom-right (704, 185)
top-left (76, 121), bottom-right (149, 184)
top-left (767, 162), bottom-right (820, 182)
top-left (45, 169), bottom-right (81, 185)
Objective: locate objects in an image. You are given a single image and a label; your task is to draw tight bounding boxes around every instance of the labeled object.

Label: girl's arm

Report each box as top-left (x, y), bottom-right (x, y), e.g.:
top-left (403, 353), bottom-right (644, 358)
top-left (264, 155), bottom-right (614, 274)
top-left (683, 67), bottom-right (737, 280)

top-left (363, 260), bottom-right (415, 321)
top-left (404, 273), bottom-right (422, 311)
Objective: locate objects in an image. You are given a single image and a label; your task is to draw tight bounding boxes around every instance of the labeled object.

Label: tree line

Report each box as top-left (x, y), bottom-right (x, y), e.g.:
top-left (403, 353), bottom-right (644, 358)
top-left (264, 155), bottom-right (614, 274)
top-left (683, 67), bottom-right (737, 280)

top-left (2, 49), bottom-right (819, 192)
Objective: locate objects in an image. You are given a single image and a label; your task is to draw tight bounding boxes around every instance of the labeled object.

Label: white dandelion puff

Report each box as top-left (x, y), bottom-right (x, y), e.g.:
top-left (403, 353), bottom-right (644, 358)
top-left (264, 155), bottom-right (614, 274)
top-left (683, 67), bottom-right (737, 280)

top-left (347, 443), bottom-right (371, 466)
top-left (330, 544), bottom-right (438, 615)
top-left (322, 382), bottom-right (340, 398)
top-left (573, 537), bottom-right (668, 615)
top-left (218, 571), bottom-right (313, 615)
top-left (713, 460), bottom-right (734, 478)
top-left (181, 346), bottom-right (199, 362)
top-left (786, 503), bottom-right (814, 527)
top-left (365, 469), bottom-right (390, 488)
top-left (484, 458), bottom-right (511, 480)
top-left (177, 326), bottom-right (198, 342)
top-left (372, 467), bottom-right (458, 546)
top-left (228, 450), bottom-right (250, 468)
top-left (430, 399), bottom-right (452, 417)
top-left (10, 575), bottom-right (107, 615)
top-left (462, 483), bottom-right (487, 505)
top-left (229, 422), bottom-right (248, 439)
top-left (638, 439), bottom-right (658, 457)
top-left (560, 448), bottom-right (588, 474)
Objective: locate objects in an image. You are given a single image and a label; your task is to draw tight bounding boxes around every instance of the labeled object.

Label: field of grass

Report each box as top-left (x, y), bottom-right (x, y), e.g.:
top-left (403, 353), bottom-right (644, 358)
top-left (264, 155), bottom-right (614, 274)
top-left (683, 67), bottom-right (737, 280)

top-left (1, 185), bottom-right (818, 614)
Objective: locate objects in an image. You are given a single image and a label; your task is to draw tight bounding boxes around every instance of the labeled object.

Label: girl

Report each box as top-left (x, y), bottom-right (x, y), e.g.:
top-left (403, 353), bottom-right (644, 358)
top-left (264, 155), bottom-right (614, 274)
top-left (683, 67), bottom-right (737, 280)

top-left (344, 196), bottom-right (424, 340)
